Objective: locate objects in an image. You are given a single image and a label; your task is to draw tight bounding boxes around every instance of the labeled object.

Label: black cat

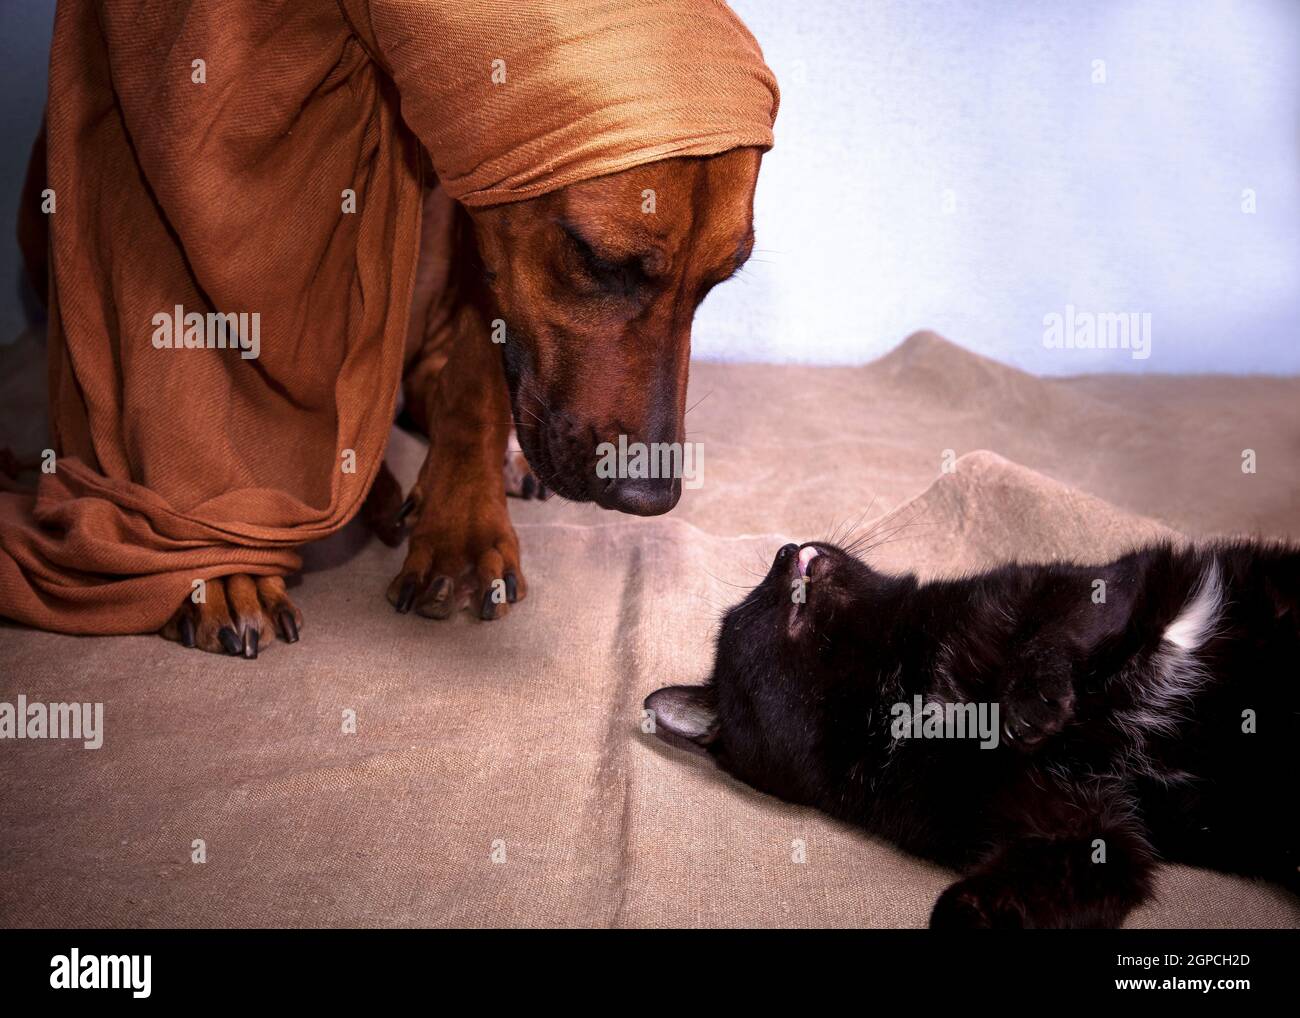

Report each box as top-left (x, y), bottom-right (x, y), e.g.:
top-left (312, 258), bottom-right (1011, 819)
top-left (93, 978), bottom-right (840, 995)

top-left (647, 538), bottom-right (1299, 928)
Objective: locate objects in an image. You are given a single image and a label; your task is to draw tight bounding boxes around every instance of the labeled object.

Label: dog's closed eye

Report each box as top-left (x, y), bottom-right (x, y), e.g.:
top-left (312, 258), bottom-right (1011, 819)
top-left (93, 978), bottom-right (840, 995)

top-left (560, 223), bottom-right (654, 298)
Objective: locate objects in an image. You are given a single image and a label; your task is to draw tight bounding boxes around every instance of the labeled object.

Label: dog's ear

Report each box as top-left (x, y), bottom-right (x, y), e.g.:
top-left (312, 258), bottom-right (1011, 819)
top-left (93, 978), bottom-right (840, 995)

top-left (645, 685), bottom-right (719, 747)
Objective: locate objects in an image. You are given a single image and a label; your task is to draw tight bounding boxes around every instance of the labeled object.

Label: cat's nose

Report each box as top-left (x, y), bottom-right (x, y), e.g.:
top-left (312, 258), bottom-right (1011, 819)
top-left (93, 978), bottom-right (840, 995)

top-left (775, 543), bottom-right (799, 568)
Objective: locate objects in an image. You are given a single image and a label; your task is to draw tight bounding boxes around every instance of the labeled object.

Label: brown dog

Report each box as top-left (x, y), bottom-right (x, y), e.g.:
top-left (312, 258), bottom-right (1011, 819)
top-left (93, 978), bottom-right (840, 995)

top-left (163, 147), bottom-right (763, 651)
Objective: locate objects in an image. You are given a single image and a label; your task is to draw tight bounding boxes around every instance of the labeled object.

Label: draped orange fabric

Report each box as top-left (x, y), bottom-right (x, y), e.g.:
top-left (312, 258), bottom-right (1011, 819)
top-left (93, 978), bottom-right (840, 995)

top-left (0, 0), bottom-right (778, 635)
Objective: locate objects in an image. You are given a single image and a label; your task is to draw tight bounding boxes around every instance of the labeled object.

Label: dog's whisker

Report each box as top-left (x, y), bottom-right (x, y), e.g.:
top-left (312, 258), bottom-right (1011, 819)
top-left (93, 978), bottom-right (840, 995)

top-left (519, 393), bottom-right (548, 416)
top-left (686, 390), bottom-right (714, 417)
top-left (516, 401), bottom-right (547, 427)
top-left (517, 382), bottom-right (554, 414)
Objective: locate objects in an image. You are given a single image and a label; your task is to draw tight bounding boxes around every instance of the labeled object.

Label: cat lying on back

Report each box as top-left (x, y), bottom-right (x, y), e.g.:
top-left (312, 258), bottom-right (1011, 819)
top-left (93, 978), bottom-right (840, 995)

top-left (647, 538), bottom-right (1299, 928)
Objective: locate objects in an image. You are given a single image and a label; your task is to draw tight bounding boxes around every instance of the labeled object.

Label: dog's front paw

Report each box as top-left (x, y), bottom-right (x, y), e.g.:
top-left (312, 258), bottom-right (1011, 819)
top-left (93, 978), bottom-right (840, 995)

top-left (161, 574), bottom-right (302, 658)
top-left (387, 503), bottom-right (525, 622)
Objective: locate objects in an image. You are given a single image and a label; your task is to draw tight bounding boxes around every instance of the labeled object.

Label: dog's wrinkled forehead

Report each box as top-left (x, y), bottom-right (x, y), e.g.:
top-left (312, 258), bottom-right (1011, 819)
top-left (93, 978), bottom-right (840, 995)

top-left (556, 149), bottom-right (760, 271)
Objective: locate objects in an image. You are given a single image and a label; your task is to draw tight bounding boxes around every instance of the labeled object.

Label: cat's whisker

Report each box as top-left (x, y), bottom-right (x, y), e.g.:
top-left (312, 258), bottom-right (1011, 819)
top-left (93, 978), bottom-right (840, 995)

top-left (704, 569), bottom-right (756, 590)
top-left (831, 498), bottom-right (880, 551)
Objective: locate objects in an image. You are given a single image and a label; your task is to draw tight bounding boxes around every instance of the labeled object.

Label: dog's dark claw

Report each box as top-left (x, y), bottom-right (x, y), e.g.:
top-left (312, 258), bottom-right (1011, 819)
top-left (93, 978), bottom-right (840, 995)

top-left (243, 628), bottom-right (259, 660)
top-left (415, 576), bottom-right (455, 619)
top-left (505, 573), bottom-right (518, 603)
top-left (218, 627), bottom-right (241, 655)
top-left (396, 495), bottom-right (417, 523)
top-left (395, 576), bottom-right (419, 614)
top-left (180, 615), bottom-right (196, 648)
top-left (481, 588), bottom-right (501, 621)
top-left (279, 610), bottom-right (299, 643)
top-left (521, 475), bottom-right (536, 499)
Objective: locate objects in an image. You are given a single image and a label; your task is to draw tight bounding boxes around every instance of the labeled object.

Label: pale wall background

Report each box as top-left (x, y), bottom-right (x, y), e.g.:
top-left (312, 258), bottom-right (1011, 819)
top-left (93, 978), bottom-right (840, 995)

top-left (4, 1), bottom-right (1298, 374)
top-left (708, 0), bottom-right (1300, 373)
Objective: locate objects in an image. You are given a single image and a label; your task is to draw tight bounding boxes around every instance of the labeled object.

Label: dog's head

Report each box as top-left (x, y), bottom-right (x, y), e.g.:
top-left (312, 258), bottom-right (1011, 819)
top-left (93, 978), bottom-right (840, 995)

top-left (466, 147), bottom-right (763, 515)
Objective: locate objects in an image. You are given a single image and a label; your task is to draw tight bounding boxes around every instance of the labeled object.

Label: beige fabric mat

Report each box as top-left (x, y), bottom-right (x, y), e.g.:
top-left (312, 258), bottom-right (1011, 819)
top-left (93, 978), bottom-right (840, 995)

top-left (1, 330), bottom-right (1297, 927)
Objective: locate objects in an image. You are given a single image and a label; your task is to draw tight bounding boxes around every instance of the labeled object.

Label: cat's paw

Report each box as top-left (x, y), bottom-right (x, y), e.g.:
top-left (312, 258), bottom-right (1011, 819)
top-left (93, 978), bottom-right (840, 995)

top-left (929, 875), bottom-right (1027, 929)
top-left (1000, 671), bottom-right (1075, 751)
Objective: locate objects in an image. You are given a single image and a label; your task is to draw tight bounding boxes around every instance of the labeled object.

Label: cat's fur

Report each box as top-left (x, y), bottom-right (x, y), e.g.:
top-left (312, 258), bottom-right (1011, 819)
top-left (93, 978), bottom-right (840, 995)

top-left (647, 538), bottom-right (1299, 928)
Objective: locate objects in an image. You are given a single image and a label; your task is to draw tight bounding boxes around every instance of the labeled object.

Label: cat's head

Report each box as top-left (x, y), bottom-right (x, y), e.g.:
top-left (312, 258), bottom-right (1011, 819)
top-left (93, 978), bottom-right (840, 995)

top-left (646, 541), bottom-right (893, 802)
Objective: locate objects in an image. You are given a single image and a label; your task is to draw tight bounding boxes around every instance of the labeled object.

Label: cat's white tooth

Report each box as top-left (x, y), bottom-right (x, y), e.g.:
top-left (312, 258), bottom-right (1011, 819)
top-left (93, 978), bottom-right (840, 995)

top-left (798, 545), bottom-right (820, 577)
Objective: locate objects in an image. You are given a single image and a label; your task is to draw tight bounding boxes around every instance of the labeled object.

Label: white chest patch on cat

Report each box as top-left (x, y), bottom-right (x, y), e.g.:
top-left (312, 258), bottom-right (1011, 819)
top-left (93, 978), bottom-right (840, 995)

top-left (1162, 561), bottom-right (1224, 652)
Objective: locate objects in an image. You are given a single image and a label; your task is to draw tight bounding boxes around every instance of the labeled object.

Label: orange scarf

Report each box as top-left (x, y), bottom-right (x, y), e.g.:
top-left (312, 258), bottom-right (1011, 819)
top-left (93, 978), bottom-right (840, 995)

top-left (0, 0), bottom-right (777, 634)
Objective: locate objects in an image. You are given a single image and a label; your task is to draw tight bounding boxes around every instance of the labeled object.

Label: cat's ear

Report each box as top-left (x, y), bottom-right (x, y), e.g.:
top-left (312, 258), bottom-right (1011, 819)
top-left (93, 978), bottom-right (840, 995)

top-left (645, 685), bottom-right (719, 747)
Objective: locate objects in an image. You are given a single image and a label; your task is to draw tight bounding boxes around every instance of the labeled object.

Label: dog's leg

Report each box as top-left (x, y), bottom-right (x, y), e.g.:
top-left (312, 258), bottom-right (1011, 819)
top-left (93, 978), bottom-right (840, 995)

top-left (386, 305), bottom-right (525, 621)
top-left (161, 575), bottom-right (302, 658)
top-left (361, 460), bottom-right (408, 547)
top-left (361, 180), bottom-right (544, 553)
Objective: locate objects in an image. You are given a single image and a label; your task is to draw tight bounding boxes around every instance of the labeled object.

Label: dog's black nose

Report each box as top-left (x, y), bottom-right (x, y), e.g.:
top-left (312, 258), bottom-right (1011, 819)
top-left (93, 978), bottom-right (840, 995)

top-left (600, 476), bottom-right (681, 516)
